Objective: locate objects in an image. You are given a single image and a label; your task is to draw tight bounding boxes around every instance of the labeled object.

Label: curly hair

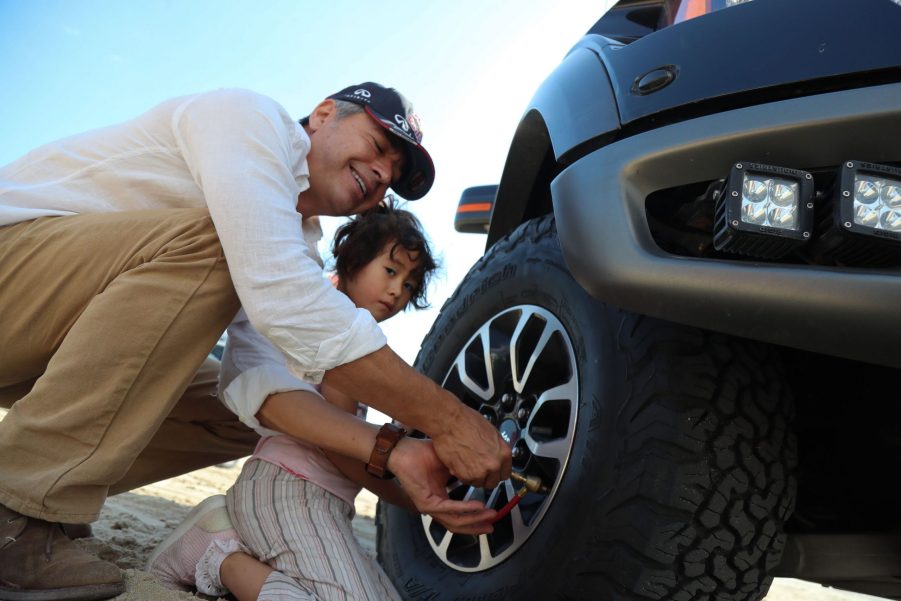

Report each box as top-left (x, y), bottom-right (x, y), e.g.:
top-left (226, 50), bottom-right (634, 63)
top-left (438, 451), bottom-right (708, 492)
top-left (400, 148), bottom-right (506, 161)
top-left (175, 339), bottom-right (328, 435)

top-left (331, 197), bottom-right (438, 310)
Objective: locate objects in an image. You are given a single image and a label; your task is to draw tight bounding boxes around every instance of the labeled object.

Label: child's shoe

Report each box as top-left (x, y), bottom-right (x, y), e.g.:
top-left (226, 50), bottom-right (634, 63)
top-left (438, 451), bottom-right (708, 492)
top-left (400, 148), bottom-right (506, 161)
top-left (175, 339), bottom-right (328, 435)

top-left (146, 494), bottom-right (245, 595)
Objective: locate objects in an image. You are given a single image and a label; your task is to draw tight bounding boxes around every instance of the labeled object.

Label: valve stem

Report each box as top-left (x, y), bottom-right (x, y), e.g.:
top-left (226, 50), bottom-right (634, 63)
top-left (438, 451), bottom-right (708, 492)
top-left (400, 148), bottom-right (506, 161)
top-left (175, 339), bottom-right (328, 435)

top-left (491, 472), bottom-right (549, 524)
top-left (510, 471), bottom-right (548, 494)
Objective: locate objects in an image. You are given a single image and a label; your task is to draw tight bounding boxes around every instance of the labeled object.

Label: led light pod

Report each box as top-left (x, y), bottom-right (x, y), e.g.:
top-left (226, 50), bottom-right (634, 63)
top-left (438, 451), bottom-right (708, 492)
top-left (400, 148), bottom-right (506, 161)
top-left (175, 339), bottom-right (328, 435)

top-left (809, 160), bottom-right (901, 266)
top-left (839, 161), bottom-right (901, 238)
top-left (714, 162), bottom-right (815, 258)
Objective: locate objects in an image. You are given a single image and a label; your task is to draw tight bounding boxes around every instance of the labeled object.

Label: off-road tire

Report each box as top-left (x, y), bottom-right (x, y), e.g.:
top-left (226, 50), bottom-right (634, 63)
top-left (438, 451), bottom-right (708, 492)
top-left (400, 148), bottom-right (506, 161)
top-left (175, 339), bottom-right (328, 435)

top-left (377, 215), bottom-right (797, 601)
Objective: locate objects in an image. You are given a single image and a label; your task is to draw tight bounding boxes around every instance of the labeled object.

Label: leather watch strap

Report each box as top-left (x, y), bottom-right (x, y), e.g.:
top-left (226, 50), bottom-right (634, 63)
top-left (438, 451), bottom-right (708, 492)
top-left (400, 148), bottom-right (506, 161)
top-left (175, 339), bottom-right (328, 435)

top-left (366, 423), bottom-right (406, 479)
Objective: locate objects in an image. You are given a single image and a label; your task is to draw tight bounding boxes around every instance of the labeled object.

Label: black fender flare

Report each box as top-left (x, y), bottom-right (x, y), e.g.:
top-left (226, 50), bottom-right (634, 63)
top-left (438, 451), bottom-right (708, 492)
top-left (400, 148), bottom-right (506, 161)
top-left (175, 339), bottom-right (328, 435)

top-left (486, 42), bottom-right (621, 248)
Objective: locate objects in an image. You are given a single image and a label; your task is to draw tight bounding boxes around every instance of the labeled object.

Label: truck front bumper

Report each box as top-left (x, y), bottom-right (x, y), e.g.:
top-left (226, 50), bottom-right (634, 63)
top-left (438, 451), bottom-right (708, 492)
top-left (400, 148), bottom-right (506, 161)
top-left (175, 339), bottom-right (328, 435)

top-left (552, 83), bottom-right (901, 368)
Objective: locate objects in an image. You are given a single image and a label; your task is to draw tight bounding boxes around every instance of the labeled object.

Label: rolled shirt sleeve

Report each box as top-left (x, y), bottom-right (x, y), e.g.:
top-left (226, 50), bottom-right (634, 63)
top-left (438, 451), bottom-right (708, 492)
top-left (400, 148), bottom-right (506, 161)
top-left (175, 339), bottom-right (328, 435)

top-left (172, 89), bottom-right (386, 381)
top-left (220, 310), bottom-right (325, 436)
top-left (220, 363), bottom-right (317, 437)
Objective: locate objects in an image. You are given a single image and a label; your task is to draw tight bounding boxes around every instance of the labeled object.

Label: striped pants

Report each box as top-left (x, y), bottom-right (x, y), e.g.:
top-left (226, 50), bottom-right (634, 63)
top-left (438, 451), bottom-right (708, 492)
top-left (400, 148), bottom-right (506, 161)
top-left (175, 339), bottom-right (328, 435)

top-left (225, 459), bottom-right (401, 601)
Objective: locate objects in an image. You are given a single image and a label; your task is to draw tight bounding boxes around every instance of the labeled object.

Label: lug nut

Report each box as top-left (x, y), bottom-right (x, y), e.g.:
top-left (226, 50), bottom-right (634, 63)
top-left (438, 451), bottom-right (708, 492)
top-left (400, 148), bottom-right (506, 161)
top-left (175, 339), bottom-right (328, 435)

top-left (501, 393), bottom-right (515, 409)
top-left (511, 447), bottom-right (523, 459)
top-left (516, 407), bottom-right (529, 421)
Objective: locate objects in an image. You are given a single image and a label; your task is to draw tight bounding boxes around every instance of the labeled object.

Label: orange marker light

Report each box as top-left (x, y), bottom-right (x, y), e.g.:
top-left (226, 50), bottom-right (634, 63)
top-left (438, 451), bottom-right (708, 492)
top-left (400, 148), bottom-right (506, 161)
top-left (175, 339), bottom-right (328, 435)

top-left (457, 202), bottom-right (493, 214)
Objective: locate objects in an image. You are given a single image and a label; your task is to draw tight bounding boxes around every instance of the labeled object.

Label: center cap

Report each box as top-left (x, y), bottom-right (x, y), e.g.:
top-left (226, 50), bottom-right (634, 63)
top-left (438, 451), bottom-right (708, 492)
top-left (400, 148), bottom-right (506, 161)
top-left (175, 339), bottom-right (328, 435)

top-left (498, 419), bottom-right (521, 448)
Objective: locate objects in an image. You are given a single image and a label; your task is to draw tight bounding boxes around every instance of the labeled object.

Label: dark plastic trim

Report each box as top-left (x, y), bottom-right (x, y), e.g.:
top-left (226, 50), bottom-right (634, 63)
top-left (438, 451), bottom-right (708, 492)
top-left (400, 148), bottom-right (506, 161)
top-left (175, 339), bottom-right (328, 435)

top-left (552, 83), bottom-right (901, 368)
top-left (487, 44), bottom-right (621, 248)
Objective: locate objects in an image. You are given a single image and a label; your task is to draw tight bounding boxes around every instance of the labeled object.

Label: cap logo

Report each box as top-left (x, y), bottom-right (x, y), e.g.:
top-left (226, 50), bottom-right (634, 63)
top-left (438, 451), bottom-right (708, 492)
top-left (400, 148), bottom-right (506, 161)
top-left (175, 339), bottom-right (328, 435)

top-left (353, 89), bottom-right (371, 98)
top-left (394, 114), bottom-right (410, 132)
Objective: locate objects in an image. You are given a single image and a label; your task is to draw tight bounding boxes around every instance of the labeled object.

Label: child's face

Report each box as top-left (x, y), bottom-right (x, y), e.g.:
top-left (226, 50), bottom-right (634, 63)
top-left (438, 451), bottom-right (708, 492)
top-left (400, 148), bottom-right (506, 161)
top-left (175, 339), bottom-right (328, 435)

top-left (340, 241), bottom-right (421, 322)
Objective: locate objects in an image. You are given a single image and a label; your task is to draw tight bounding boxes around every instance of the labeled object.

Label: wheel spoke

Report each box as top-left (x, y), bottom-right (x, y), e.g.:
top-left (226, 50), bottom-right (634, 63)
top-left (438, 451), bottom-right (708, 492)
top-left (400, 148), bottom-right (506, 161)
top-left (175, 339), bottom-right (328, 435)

top-left (508, 308), bottom-right (533, 392)
top-left (462, 485), bottom-right (481, 502)
top-left (485, 485), bottom-right (501, 509)
top-left (447, 479), bottom-right (466, 493)
top-left (436, 530), bottom-right (452, 556)
top-left (503, 478), bottom-right (517, 502)
top-left (523, 379), bottom-right (577, 462)
top-left (510, 311), bottom-right (560, 392)
top-left (525, 436), bottom-right (569, 462)
top-left (532, 379), bottom-right (578, 413)
top-left (477, 533), bottom-right (493, 570)
top-left (510, 502), bottom-right (530, 542)
top-left (453, 325), bottom-right (495, 401)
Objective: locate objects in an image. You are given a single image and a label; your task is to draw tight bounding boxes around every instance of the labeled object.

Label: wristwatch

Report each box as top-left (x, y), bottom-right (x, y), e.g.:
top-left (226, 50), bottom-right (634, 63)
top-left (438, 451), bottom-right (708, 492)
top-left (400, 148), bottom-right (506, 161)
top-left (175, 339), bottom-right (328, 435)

top-left (366, 423), bottom-right (407, 479)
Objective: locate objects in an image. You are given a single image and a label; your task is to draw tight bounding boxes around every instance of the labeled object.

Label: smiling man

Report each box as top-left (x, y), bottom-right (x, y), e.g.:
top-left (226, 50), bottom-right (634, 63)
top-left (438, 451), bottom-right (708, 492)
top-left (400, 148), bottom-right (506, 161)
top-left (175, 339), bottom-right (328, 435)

top-left (0, 82), bottom-right (510, 600)
top-left (302, 87), bottom-right (414, 216)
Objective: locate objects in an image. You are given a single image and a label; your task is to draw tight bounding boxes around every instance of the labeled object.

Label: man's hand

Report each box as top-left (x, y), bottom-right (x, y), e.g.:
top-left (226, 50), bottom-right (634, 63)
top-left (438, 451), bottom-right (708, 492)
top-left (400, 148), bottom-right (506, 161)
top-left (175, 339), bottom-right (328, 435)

top-left (388, 437), bottom-right (496, 535)
top-left (324, 346), bottom-right (512, 490)
top-left (429, 391), bottom-right (512, 489)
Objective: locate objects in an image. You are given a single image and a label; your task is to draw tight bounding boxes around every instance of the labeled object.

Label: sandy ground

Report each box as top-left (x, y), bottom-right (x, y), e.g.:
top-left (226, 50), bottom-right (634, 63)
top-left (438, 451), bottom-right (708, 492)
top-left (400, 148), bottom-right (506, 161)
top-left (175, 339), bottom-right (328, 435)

top-left (0, 406), bottom-right (883, 600)
top-left (80, 461), bottom-right (883, 601)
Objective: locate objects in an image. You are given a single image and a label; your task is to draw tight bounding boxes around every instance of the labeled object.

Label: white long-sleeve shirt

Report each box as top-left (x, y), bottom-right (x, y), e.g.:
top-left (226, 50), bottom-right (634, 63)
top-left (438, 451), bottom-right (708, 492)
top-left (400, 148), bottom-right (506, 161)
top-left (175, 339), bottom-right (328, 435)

top-left (0, 88), bottom-right (386, 382)
top-left (220, 286), bottom-right (366, 508)
top-left (222, 340), bottom-right (366, 508)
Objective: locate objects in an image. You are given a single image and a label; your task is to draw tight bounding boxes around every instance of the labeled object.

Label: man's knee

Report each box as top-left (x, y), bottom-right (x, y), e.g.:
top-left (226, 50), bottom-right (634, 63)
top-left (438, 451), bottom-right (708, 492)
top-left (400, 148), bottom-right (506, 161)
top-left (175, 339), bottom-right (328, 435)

top-left (0, 379), bottom-right (34, 409)
top-left (162, 208), bottom-right (225, 258)
top-left (150, 208), bottom-right (237, 303)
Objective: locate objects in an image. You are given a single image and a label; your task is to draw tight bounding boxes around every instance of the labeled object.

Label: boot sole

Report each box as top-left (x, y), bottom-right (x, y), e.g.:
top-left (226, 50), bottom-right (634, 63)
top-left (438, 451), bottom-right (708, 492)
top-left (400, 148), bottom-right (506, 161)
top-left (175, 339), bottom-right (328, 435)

top-left (144, 494), bottom-right (227, 572)
top-left (0, 581), bottom-right (125, 601)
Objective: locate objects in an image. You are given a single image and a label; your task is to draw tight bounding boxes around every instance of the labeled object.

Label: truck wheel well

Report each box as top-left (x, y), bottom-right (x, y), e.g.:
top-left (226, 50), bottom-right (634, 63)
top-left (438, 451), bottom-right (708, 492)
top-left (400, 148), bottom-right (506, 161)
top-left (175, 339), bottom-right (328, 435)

top-left (486, 110), bottom-right (560, 248)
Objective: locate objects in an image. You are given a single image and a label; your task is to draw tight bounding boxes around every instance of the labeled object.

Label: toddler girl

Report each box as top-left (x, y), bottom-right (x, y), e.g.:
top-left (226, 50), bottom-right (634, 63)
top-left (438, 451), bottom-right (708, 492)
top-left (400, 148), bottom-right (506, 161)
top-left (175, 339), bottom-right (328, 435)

top-left (148, 201), bottom-right (482, 600)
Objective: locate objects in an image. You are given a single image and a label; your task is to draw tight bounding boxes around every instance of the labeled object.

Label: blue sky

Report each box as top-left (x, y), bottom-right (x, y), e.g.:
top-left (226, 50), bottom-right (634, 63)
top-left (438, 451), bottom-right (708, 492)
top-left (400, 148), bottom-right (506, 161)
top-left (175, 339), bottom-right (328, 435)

top-left (0, 1), bottom-right (612, 376)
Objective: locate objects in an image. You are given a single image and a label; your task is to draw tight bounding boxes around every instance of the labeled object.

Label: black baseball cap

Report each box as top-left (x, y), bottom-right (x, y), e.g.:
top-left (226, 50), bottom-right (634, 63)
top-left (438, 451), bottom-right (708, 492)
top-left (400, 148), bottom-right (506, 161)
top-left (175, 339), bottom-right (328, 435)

top-left (326, 82), bottom-right (435, 201)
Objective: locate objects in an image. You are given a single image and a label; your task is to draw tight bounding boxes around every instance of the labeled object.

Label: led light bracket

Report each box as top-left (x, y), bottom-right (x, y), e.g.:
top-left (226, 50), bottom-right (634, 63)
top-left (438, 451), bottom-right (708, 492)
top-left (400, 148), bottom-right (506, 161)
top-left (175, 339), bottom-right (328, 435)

top-left (713, 161), bottom-right (815, 259)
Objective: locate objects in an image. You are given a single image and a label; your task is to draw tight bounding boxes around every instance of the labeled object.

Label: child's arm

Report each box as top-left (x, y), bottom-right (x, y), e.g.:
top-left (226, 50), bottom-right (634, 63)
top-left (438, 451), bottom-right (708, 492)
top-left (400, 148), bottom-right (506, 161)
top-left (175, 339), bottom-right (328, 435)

top-left (317, 381), bottom-right (418, 513)
top-left (257, 389), bottom-right (495, 534)
top-left (222, 307), bottom-right (494, 532)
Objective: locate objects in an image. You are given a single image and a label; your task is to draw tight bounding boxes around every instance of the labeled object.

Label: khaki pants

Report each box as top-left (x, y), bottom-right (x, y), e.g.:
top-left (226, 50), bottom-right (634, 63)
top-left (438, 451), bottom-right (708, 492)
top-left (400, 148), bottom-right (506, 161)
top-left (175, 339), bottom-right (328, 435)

top-left (0, 209), bottom-right (258, 523)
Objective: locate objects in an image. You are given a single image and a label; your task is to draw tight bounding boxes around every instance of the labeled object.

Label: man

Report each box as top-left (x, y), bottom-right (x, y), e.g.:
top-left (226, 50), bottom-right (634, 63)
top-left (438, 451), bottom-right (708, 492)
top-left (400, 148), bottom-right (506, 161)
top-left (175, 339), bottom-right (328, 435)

top-left (0, 83), bottom-right (511, 600)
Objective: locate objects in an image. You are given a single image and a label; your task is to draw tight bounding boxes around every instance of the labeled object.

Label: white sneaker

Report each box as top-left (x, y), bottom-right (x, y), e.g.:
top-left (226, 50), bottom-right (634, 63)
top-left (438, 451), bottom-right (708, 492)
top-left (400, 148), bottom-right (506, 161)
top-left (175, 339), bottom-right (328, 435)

top-left (146, 494), bottom-right (239, 592)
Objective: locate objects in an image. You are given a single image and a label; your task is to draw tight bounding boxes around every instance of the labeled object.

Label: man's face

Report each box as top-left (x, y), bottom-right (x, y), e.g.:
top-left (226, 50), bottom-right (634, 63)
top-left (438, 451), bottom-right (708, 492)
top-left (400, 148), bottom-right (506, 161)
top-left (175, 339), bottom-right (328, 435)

top-left (300, 100), bottom-right (407, 217)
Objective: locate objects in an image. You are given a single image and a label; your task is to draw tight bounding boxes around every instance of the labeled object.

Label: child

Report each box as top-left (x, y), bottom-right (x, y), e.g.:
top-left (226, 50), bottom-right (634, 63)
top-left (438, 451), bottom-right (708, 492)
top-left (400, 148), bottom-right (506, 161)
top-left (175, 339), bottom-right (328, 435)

top-left (147, 201), bottom-right (487, 600)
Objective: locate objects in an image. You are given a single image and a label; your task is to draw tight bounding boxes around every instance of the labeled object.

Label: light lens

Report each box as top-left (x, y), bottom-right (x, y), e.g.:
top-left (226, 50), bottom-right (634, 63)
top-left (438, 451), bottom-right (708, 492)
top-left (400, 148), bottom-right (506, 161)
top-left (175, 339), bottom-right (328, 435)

top-left (883, 185), bottom-right (901, 208)
top-left (740, 175), bottom-right (799, 231)
top-left (852, 174), bottom-right (901, 233)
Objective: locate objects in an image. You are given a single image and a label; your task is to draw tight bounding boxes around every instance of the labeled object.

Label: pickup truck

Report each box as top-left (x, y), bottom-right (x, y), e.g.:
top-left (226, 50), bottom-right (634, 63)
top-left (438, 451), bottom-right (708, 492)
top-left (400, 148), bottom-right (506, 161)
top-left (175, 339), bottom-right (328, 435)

top-left (377, 1), bottom-right (901, 599)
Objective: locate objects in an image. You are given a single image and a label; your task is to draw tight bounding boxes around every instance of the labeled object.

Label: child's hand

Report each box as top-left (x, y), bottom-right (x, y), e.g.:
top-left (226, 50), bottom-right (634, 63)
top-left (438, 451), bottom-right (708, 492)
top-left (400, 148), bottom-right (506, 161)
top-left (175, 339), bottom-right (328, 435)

top-left (388, 437), bottom-right (496, 535)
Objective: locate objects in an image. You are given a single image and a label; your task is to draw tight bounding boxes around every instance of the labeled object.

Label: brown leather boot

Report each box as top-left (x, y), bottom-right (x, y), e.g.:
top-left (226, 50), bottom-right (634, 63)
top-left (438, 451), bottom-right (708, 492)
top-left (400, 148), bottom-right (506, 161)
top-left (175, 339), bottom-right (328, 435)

top-left (0, 504), bottom-right (124, 600)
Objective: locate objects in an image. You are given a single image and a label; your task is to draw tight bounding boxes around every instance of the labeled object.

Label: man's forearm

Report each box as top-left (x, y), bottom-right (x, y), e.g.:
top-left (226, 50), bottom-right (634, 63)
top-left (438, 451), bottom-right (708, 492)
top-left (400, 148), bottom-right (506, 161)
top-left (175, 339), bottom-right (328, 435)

top-left (257, 390), bottom-right (377, 463)
top-left (321, 345), bottom-right (461, 439)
